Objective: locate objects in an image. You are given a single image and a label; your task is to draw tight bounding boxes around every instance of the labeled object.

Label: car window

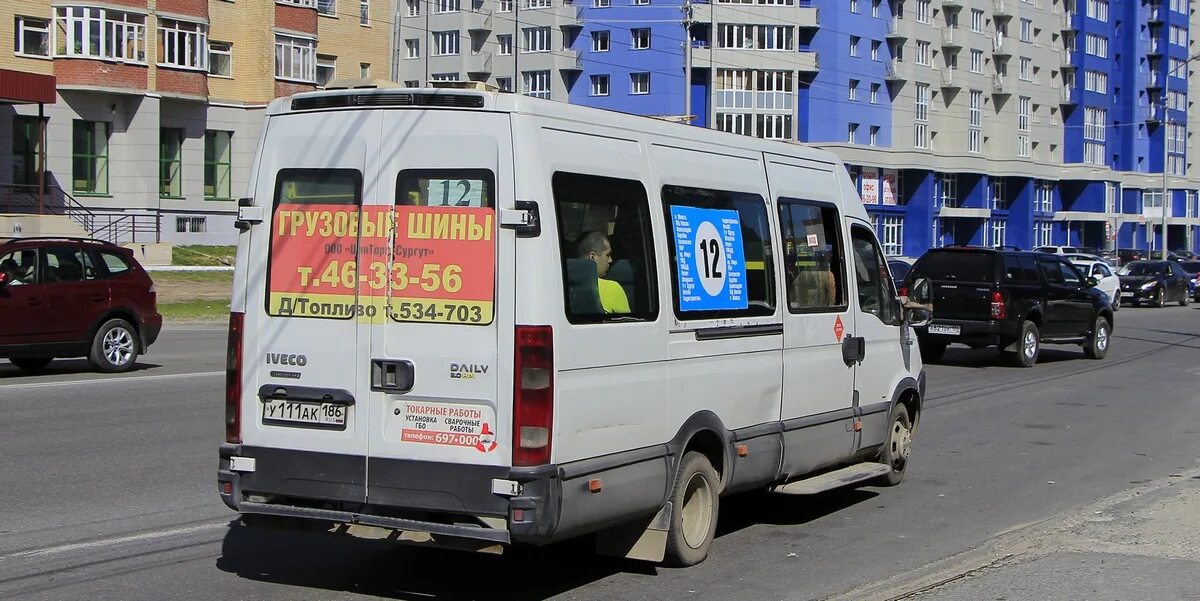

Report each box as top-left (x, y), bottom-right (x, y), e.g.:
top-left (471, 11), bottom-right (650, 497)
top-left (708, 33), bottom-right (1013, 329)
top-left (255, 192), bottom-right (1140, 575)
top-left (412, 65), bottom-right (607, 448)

top-left (1095, 264), bottom-right (1112, 278)
top-left (1005, 255), bottom-right (1038, 283)
top-left (850, 225), bottom-right (901, 326)
top-left (778, 200), bottom-right (846, 313)
top-left (1058, 261), bottom-right (1082, 286)
top-left (1039, 260), bottom-right (1065, 285)
top-left (40, 246), bottom-right (91, 283)
top-left (553, 172), bottom-right (658, 323)
top-left (98, 251), bottom-right (131, 276)
top-left (915, 251), bottom-right (994, 283)
top-left (0, 249), bottom-right (38, 285)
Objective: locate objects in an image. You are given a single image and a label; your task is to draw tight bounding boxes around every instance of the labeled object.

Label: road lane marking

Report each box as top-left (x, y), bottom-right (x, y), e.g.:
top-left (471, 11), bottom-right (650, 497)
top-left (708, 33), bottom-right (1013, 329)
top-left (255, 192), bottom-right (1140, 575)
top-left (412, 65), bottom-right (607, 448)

top-left (2, 521), bottom-right (229, 560)
top-left (0, 371), bottom-right (223, 391)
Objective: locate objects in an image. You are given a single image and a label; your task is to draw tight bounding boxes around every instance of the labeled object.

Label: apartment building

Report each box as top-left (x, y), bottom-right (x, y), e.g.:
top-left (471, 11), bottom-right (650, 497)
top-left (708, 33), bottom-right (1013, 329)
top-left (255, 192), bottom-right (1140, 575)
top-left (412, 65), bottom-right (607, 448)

top-left (1, 0), bottom-right (391, 244)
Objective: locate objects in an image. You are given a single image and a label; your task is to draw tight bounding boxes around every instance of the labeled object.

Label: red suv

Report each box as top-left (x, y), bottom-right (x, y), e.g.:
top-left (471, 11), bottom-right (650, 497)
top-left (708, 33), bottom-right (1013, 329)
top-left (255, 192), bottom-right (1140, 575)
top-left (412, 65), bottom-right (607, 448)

top-left (0, 237), bottom-right (162, 373)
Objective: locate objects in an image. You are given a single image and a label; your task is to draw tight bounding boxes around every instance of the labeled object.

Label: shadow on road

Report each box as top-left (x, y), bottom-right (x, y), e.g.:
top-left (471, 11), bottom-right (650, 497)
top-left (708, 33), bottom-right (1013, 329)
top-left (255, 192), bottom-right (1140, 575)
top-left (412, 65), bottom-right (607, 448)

top-left (0, 360), bottom-right (162, 379)
top-left (214, 487), bottom-right (876, 600)
top-left (931, 346), bottom-right (1085, 368)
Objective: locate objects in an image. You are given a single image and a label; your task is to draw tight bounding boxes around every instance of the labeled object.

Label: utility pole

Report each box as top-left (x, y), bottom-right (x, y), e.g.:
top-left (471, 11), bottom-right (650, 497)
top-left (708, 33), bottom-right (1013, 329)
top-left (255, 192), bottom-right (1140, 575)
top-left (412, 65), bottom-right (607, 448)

top-left (681, 0), bottom-right (693, 123)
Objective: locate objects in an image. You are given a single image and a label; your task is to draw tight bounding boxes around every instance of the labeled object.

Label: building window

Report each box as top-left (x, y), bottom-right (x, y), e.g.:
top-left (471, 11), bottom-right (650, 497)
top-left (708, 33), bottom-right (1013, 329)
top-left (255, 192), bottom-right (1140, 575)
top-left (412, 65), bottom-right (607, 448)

top-left (970, 8), bottom-right (984, 32)
top-left (208, 41), bottom-right (232, 76)
top-left (433, 31), bottom-right (460, 56)
top-left (968, 89), bottom-right (982, 153)
top-left (176, 216), bottom-right (207, 233)
top-left (937, 173), bottom-right (957, 208)
top-left (431, 72), bottom-right (460, 81)
top-left (522, 26), bottom-right (551, 53)
top-left (590, 74), bottom-right (609, 96)
top-left (407, 0), bottom-right (420, 16)
top-left (916, 40), bottom-right (930, 65)
top-left (1035, 220), bottom-right (1053, 246)
top-left (204, 131), bottom-right (232, 200)
top-left (317, 0), bottom-right (336, 15)
top-left (869, 125), bottom-right (879, 146)
top-left (277, 0), bottom-right (317, 6)
top-left (848, 122), bottom-right (858, 143)
top-left (914, 83), bottom-right (929, 149)
top-left (1086, 0), bottom-right (1108, 22)
top-left (72, 120), bottom-right (109, 195)
top-left (523, 0), bottom-right (553, 7)
top-left (872, 0), bottom-right (881, 17)
top-left (316, 54), bottom-right (335, 86)
top-left (991, 179), bottom-right (1008, 210)
top-left (850, 35), bottom-right (859, 56)
top-left (849, 78), bottom-right (859, 100)
top-left (1085, 33), bottom-right (1108, 58)
top-left (630, 72), bottom-right (651, 95)
top-left (634, 0), bottom-right (650, 5)
top-left (1084, 69), bottom-right (1107, 93)
top-left (757, 114), bottom-right (793, 139)
top-left (360, 0), bottom-right (370, 25)
top-left (631, 28), bottom-right (651, 50)
top-left (275, 34), bottom-right (316, 81)
top-left (160, 128), bottom-right (184, 198)
top-left (404, 80), bottom-right (419, 87)
top-left (12, 116), bottom-right (45, 187)
top-left (882, 216), bottom-right (903, 256)
top-left (1084, 106), bottom-right (1107, 165)
top-left (15, 16), bottom-right (51, 57)
top-left (970, 49), bottom-right (983, 73)
top-left (497, 35), bottom-right (512, 55)
top-left (1019, 56), bottom-right (1031, 80)
top-left (868, 40), bottom-right (880, 61)
top-left (1017, 96), bottom-right (1031, 158)
top-left (870, 82), bottom-right (879, 104)
top-left (1035, 181), bottom-right (1053, 212)
top-left (434, 0), bottom-right (460, 13)
top-left (1170, 25), bottom-right (1188, 47)
top-left (916, 0), bottom-right (931, 22)
top-left (1020, 18), bottom-right (1032, 42)
top-left (359, 62), bottom-right (370, 78)
top-left (990, 219), bottom-right (1007, 247)
top-left (594, 0), bottom-right (611, 7)
top-left (851, 0), bottom-right (860, 13)
top-left (405, 39), bottom-right (420, 59)
top-left (496, 77), bottom-right (512, 91)
top-left (54, 7), bottom-right (146, 63)
top-left (523, 70), bottom-right (551, 98)
top-left (592, 30), bottom-right (609, 52)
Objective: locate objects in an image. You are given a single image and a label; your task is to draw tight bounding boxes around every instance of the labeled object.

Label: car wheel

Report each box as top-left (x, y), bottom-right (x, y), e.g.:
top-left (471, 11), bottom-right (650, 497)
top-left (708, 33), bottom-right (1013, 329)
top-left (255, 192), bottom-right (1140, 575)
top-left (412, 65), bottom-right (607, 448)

top-left (1154, 289), bottom-right (1165, 308)
top-left (663, 451), bottom-right (720, 567)
top-left (9, 357), bottom-right (53, 373)
top-left (918, 340), bottom-right (947, 363)
top-left (1006, 321), bottom-right (1040, 368)
top-left (1083, 316), bottom-right (1111, 360)
top-left (1181, 293), bottom-right (1190, 307)
top-left (89, 318), bottom-right (140, 373)
top-left (1112, 294), bottom-right (1120, 311)
top-left (872, 405), bottom-right (913, 487)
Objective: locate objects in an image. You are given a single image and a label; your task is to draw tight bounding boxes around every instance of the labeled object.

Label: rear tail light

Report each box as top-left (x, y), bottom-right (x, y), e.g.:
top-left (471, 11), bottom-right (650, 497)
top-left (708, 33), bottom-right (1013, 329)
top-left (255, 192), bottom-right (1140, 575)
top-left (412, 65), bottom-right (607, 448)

top-left (513, 325), bottom-right (553, 467)
top-left (226, 312), bottom-right (245, 444)
top-left (898, 285), bottom-right (909, 297)
top-left (990, 290), bottom-right (1007, 320)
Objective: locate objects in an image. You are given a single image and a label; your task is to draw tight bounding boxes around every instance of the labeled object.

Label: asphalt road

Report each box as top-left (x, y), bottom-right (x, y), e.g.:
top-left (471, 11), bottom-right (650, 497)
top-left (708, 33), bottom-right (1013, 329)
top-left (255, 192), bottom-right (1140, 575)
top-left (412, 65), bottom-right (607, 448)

top-left (2, 308), bottom-right (1199, 601)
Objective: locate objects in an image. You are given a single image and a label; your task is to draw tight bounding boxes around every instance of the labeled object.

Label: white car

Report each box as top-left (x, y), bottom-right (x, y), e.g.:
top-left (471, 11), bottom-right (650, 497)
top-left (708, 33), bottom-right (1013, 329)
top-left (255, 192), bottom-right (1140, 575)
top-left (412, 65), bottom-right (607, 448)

top-left (1071, 259), bottom-right (1121, 310)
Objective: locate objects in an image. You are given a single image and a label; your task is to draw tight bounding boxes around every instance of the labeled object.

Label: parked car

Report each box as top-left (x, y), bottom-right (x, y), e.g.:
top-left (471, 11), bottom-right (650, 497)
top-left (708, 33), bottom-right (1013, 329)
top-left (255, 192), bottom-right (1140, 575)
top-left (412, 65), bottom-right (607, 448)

top-left (1116, 260), bottom-right (1191, 307)
top-left (1117, 248), bottom-right (1147, 266)
top-left (1175, 261), bottom-right (1200, 301)
top-left (1063, 252), bottom-right (1111, 265)
top-left (0, 237), bottom-right (161, 373)
top-left (904, 246), bottom-right (1114, 367)
top-left (1069, 258), bottom-right (1122, 310)
top-left (1035, 246), bottom-right (1086, 255)
top-left (1171, 249), bottom-right (1200, 261)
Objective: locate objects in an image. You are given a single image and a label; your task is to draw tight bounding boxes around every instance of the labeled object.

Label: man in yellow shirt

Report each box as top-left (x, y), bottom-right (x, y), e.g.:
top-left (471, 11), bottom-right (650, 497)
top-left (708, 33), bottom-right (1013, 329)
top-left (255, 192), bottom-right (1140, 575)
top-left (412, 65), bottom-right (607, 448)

top-left (578, 231), bottom-right (631, 314)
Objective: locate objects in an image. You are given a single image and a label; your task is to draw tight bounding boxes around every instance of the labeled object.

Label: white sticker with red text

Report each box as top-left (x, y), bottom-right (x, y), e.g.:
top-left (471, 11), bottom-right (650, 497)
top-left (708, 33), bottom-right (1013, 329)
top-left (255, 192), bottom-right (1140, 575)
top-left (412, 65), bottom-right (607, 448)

top-left (392, 400), bottom-right (498, 453)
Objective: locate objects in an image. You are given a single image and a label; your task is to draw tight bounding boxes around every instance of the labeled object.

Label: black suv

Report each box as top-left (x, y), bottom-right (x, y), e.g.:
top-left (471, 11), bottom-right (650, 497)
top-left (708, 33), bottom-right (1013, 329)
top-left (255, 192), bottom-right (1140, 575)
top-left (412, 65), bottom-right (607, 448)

top-left (903, 247), bottom-right (1114, 367)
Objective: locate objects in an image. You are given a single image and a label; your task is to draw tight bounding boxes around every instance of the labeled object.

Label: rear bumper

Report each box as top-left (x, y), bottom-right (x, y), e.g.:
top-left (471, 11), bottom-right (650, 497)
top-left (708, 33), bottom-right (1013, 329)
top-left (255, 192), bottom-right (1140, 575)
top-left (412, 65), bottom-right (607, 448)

top-left (218, 444), bottom-right (562, 546)
top-left (142, 313), bottom-right (163, 348)
top-left (915, 318), bottom-right (1018, 346)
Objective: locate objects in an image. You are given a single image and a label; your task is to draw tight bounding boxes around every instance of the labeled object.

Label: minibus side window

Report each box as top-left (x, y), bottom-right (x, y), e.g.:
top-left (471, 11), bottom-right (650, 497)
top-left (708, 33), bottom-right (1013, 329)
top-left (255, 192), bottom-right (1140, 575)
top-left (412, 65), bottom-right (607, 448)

top-left (552, 172), bottom-right (659, 324)
top-left (662, 185), bottom-right (777, 320)
top-left (265, 169), bottom-right (362, 319)
top-left (850, 225), bottom-right (902, 326)
top-left (778, 199), bottom-right (847, 313)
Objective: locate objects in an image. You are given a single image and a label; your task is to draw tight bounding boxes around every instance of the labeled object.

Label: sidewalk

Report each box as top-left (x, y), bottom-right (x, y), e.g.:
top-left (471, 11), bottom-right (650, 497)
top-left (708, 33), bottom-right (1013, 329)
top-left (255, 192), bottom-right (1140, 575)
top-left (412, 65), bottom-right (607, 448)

top-left (828, 466), bottom-right (1200, 601)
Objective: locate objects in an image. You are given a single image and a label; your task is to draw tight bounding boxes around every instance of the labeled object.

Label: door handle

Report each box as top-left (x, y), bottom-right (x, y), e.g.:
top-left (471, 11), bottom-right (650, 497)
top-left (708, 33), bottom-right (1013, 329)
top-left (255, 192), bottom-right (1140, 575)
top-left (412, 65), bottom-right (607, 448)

top-left (371, 359), bottom-right (415, 392)
top-left (841, 335), bottom-right (866, 366)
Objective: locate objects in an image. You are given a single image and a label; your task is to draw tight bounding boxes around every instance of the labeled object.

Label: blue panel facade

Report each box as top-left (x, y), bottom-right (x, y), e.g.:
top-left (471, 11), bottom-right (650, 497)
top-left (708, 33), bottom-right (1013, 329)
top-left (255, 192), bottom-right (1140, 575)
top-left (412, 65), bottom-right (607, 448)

top-left (804, 0), bottom-right (891, 145)
top-left (572, 3), bottom-right (687, 117)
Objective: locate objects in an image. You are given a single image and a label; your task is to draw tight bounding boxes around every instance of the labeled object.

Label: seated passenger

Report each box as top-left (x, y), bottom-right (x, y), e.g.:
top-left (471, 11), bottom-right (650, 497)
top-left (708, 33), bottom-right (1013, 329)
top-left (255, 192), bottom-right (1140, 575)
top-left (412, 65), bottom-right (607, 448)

top-left (577, 230), bottom-right (631, 314)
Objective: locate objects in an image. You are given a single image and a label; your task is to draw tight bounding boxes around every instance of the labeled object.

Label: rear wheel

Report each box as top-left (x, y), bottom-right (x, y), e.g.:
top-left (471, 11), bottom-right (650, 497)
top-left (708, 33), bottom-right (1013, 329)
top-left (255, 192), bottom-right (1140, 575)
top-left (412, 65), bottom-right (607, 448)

top-left (1180, 292), bottom-right (1190, 307)
top-left (917, 340), bottom-right (947, 363)
top-left (1083, 316), bottom-right (1111, 360)
top-left (1004, 321), bottom-right (1040, 368)
top-left (663, 451), bottom-right (720, 567)
top-left (89, 319), bottom-right (139, 373)
top-left (1112, 294), bottom-right (1120, 311)
top-left (872, 405), bottom-right (913, 487)
top-left (9, 357), bottom-right (52, 373)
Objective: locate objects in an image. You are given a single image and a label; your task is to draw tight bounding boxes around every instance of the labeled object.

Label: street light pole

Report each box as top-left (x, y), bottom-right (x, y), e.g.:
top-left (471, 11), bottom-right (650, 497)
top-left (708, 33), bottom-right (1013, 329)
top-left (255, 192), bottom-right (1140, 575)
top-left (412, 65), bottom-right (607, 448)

top-left (1160, 53), bottom-right (1200, 260)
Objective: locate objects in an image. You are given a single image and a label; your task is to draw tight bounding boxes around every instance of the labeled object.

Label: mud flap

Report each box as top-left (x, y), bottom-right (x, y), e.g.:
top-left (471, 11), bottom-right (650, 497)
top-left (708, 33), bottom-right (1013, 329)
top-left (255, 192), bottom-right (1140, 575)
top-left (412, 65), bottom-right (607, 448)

top-left (593, 501), bottom-right (673, 563)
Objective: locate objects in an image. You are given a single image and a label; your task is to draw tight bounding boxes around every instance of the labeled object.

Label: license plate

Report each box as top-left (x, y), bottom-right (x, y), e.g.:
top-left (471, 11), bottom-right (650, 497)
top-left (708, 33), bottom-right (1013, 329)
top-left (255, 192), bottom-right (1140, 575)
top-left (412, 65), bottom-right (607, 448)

top-left (262, 399), bottom-right (347, 427)
top-left (1121, 292), bottom-right (1134, 298)
top-left (927, 324), bottom-right (961, 336)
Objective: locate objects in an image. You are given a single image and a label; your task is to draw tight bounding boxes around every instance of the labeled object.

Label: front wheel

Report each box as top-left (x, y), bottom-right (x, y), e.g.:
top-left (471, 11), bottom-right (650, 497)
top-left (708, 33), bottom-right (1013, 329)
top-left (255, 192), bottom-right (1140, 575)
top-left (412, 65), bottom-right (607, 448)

top-left (663, 451), bottom-right (720, 567)
top-left (872, 405), bottom-right (913, 487)
top-left (1154, 288), bottom-right (1166, 308)
top-left (1083, 316), bottom-right (1111, 360)
top-left (1112, 294), bottom-right (1120, 311)
top-left (1180, 292), bottom-right (1190, 307)
top-left (1005, 321), bottom-right (1040, 368)
top-left (89, 318), bottom-right (140, 373)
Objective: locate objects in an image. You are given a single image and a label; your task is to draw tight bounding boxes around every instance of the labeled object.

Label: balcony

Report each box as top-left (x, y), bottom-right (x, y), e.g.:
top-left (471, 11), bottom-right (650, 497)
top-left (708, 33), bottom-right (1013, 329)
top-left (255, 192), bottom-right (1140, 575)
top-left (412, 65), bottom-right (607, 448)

top-left (1147, 39), bottom-right (1162, 56)
top-left (1148, 4), bottom-right (1163, 23)
top-left (885, 16), bottom-right (907, 40)
top-left (1061, 11), bottom-right (1074, 31)
top-left (555, 49), bottom-right (582, 71)
top-left (796, 7), bottom-right (819, 28)
top-left (553, 4), bottom-right (583, 27)
top-left (993, 0), bottom-right (1012, 18)
top-left (465, 51), bottom-right (492, 75)
top-left (941, 27), bottom-right (962, 48)
top-left (1060, 86), bottom-right (1078, 104)
top-left (1144, 104), bottom-right (1163, 122)
top-left (992, 37), bottom-right (1012, 56)
top-left (942, 0), bottom-right (963, 10)
top-left (796, 51), bottom-right (819, 72)
top-left (1147, 71), bottom-right (1162, 89)
top-left (885, 59), bottom-right (907, 81)
top-left (992, 73), bottom-right (1011, 94)
top-left (940, 69), bottom-right (961, 89)
top-left (1060, 48), bottom-right (1075, 67)
top-left (464, 8), bottom-right (493, 32)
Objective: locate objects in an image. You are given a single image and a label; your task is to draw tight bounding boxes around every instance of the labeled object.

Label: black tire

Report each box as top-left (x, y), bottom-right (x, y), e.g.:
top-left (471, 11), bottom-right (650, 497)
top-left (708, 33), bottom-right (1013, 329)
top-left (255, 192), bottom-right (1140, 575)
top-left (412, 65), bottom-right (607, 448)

top-left (1005, 321), bottom-right (1040, 368)
top-left (917, 339), bottom-right (947, 363)
top-left (88, 318), bottom-right (139, 373)
top-left (1084, 316), bottom-right (1111, 360)
top-left (1180, 292), bottom-right (1190, 307)
top-left (1112, 294), bottom-right (1120, 311)
top-left (872, 405), bottom-right (913, 487)
top-left (1154, 288), bottom-right (1166, 308)
top-left (9, 357), bottom-right (52, 372)
top-left (663, 451), bottom-right (720, 567)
